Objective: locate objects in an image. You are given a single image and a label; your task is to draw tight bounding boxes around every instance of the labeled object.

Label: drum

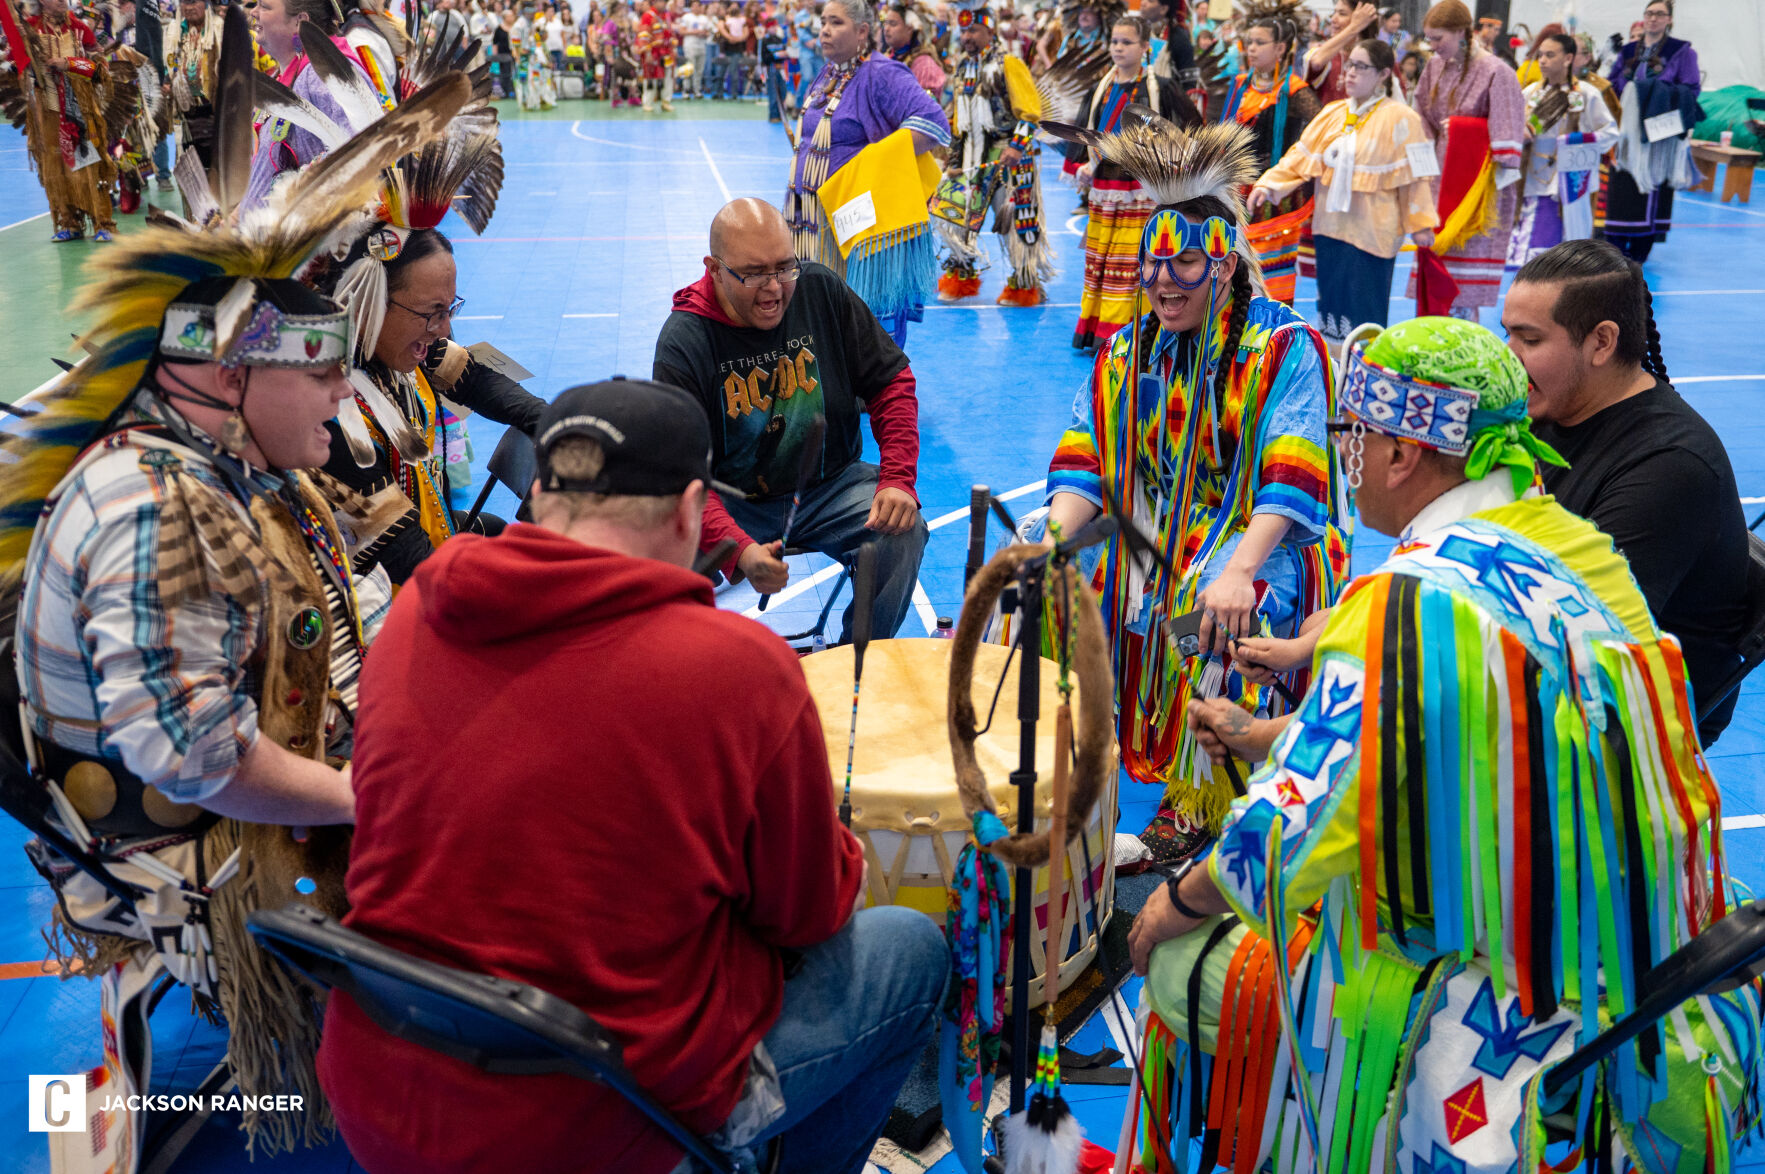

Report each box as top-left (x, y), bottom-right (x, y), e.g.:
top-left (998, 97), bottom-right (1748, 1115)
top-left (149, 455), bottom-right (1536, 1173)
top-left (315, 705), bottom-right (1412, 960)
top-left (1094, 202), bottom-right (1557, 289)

top-left (801, 638), bottom-right (1118, 1008)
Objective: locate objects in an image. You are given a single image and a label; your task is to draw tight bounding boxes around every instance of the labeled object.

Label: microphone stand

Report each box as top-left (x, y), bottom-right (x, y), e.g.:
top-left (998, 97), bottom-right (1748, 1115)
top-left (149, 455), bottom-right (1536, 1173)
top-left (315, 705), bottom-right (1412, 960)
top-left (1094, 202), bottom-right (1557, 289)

top-left (997, 516), bottom-right (1116, 1139)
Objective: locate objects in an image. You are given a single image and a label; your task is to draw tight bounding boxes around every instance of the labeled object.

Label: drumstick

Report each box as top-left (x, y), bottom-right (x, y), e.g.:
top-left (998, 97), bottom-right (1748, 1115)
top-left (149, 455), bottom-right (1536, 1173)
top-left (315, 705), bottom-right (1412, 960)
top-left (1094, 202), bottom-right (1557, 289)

top-left (838, 541), bottom-right (878, 829)
top-left (758, 414), bottom-right (825, 613)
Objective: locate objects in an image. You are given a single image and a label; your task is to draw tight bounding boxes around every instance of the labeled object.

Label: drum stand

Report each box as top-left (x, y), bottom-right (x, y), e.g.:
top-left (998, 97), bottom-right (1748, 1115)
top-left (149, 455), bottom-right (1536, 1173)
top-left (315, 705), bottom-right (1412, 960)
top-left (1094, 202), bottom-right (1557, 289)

top-left (966, 487), bottom-right (1116, 1152)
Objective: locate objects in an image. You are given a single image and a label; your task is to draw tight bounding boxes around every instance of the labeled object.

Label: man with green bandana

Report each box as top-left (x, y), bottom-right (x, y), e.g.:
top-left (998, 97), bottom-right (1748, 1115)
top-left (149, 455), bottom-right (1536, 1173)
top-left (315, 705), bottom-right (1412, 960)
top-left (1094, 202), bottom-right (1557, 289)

top-left (1120, 317), bottom-right (1759, 1174)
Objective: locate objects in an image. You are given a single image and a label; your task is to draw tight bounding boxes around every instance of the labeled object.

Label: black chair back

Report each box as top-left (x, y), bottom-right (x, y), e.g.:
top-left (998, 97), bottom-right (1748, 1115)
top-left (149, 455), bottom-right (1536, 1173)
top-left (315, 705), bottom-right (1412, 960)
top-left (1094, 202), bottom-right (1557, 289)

top-left (1697, 532), bottom-right (1765, 724)
top-left (247, 904), bottom-right (740, 1174)
top-left (1543, 899), bottom-right (1765, 1100)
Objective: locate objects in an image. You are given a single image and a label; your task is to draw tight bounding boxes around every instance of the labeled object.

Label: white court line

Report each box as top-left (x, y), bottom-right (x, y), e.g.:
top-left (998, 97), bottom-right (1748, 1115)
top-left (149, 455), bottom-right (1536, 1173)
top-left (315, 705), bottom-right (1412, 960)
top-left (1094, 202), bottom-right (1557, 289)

top-left (1680, 195), bottom-right (1765, 220)
top-left (561, 312), bottom-right (619, 318)
top-left (568, 121), bottom-right (704, 154)
top-left (1724, 815), bottom-right (1765, 831)
top-left (1675, 375), bottom-right (1765, 384)
top-left (699, 137), bottom-right (733, 203)
top-left (0, 212), bottom-right (49, 234)
top-left (910, 580), bottom-right (939, 636)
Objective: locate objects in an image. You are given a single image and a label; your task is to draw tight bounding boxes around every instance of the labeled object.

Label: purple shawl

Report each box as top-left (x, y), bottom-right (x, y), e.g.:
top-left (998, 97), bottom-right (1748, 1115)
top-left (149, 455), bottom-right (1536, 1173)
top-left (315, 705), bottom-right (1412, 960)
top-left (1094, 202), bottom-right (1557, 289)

top-left (790, 55), bottom-right (949, 190)
top-left (1608, 35), bottom-right (1700, 98)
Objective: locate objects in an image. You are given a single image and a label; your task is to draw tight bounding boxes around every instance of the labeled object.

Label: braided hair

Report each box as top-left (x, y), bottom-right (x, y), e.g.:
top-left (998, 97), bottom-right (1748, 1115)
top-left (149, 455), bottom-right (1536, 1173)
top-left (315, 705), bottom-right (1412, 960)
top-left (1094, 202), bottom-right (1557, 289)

top-left (1513, 238), bottom-right (1670, 382)
top-left (1173, 194), bottom-right (1254, 430)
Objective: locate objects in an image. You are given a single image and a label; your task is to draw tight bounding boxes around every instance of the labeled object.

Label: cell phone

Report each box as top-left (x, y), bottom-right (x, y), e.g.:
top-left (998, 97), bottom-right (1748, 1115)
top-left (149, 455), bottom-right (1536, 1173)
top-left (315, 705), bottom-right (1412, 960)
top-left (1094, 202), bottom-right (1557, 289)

top-left (1164, 608), bottom-right (1204, 658)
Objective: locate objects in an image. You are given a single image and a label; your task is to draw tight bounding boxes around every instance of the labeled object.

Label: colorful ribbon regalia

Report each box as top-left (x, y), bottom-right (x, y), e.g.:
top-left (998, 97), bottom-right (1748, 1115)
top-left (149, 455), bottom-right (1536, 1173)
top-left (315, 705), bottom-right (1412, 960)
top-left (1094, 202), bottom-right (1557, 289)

top-left (1131, 318), bottom-right (1763, 1174)
top-left (1039, 114), bottom-right (1348, 830)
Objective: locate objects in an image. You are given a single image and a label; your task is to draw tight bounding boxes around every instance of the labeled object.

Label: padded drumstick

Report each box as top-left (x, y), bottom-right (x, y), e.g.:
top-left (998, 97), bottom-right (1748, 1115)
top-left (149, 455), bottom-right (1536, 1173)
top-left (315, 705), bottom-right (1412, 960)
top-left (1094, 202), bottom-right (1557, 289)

top-left (839, 541), bottom-right (879, 828)
top-left (758, 415), bottom-right (825, 613)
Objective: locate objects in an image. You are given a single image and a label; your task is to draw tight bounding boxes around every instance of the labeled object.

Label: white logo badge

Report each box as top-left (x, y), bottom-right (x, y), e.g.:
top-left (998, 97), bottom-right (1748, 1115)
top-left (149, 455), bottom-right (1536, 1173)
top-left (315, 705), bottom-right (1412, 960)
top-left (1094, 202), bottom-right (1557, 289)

top-left (29, 1075), bottom-right (88, 1132)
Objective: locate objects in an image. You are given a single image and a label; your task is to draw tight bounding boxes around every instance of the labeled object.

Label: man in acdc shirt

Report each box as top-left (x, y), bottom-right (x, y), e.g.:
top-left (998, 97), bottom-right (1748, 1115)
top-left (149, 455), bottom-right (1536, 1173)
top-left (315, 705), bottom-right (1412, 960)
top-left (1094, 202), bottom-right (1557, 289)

top-left (654, 197), bottom-right (927, 640)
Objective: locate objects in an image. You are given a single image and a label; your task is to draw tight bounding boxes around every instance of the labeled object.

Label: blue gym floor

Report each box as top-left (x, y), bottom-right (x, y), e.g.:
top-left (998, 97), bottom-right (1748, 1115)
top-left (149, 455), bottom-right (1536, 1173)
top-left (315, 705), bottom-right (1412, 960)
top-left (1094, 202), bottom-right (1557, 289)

top-left (3, 105), bottom-right (1765, 1171)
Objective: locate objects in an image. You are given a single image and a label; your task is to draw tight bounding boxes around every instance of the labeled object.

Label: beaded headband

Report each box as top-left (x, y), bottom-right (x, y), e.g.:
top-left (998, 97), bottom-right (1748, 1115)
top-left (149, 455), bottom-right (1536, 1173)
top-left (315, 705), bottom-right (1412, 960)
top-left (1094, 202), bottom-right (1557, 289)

top-left (160, 301), bottom-right (350, 369)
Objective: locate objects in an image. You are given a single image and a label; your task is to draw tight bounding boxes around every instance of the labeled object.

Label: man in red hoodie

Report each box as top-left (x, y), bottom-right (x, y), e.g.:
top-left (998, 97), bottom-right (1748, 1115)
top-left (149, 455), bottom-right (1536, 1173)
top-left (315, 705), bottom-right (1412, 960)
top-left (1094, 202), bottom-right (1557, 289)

top-left (653, 196), bottom-right (928, 640)
top-left (318, 379), bottom-right (949, 1174)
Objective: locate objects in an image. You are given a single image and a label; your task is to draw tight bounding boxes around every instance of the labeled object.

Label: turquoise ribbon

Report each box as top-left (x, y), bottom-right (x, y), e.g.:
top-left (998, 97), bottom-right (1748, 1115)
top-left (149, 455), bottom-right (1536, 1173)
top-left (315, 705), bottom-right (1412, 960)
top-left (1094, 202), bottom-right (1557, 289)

top-left (1464, 399), bottom-right (1569, 496)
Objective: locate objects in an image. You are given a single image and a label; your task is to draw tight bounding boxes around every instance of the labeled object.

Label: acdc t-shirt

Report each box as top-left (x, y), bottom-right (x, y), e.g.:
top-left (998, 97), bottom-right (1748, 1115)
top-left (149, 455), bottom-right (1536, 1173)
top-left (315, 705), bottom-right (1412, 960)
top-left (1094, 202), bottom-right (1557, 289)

top-left (652, 264), bottom-right (908, 501)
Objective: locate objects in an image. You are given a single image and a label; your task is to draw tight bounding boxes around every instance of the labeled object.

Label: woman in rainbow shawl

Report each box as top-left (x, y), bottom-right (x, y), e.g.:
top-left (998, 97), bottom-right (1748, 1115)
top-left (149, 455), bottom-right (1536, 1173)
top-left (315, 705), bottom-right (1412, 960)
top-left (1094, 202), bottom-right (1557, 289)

top-left (1041, 115), bottom-right (1347, 863)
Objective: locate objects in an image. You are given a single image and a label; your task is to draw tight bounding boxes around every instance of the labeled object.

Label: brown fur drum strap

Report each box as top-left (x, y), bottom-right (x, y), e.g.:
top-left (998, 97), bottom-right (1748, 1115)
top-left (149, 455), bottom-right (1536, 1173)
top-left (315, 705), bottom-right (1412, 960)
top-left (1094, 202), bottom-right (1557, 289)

top-left (947, 544), bottom-right (1114, 869)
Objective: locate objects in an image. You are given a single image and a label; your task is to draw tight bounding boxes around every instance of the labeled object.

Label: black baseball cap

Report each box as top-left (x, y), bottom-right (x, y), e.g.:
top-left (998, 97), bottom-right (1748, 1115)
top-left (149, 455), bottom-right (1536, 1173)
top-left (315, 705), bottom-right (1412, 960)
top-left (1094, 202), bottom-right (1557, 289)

top-left (534, 378), bottom-right (714, 497)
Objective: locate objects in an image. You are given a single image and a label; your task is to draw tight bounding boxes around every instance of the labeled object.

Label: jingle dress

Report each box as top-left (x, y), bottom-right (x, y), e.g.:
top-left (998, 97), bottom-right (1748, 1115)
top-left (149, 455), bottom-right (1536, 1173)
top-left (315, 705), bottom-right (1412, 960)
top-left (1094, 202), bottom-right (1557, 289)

top-left (787, 53), bottom-right (950, 342)
top-left (1046, 295), bottom-right (1346, 822)
top-left (1068, 69), bottom-right (1201, 351)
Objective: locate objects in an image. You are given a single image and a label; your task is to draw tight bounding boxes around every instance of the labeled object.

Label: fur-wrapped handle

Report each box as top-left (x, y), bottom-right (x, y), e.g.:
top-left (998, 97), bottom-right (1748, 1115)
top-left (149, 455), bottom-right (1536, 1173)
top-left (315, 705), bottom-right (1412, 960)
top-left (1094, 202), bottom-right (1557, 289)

top-left (947, 544), bottom-right (1114, 869)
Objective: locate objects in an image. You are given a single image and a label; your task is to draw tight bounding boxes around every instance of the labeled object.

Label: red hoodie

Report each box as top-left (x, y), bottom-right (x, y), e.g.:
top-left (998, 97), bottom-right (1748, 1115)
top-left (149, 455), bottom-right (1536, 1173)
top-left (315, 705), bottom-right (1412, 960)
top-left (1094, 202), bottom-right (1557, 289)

top-left (654, 271), bottom-right (921, 574)
top-left (319, 525), bottom-right (864, 1174)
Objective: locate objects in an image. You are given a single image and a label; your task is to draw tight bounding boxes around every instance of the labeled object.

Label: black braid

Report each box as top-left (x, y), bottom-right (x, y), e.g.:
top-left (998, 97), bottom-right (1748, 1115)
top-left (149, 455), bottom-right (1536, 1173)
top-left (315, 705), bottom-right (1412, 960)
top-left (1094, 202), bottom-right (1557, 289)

top-left (1641, 284), bottom-right (1670, 383)
top-left (1214, 260), bottom-right (1252, 412)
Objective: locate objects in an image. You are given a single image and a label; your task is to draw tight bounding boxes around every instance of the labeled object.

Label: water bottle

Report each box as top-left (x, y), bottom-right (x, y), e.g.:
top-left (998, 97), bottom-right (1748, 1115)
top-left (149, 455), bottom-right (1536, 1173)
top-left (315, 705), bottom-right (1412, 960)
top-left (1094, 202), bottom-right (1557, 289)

top-left (934, 616), bottom-right (955, 639)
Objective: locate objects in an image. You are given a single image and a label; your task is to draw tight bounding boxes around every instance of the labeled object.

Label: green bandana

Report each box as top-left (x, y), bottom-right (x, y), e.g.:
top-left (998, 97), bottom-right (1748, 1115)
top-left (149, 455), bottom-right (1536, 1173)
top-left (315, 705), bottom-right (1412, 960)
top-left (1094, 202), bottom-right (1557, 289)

top-left (1358, 317), bottom-right (1567, 496)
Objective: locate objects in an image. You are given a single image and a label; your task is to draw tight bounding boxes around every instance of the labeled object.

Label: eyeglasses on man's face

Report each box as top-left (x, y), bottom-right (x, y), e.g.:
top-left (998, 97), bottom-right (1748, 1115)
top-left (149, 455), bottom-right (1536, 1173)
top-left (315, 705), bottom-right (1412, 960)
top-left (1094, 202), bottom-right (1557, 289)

top-left (389, 295), bottom-right (465, 331)
top-left (714, 258), bottom-right (803, 288)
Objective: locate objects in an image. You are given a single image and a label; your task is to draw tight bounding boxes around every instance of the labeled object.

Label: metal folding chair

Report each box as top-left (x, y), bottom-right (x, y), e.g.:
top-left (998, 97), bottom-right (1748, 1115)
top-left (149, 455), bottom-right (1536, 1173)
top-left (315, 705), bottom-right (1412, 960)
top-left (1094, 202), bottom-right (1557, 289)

top-left (247, 904), bottom-right (779, 1174)
top-left (460, 427), bottom-right (538, 534)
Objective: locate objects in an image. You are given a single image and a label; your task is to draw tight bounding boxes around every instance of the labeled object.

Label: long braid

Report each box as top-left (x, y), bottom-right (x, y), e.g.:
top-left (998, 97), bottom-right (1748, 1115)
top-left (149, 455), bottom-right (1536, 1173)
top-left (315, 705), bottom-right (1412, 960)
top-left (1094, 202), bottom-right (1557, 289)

top-left (1212, 261), bottom-right (1253, 447)
top-left (1641, 282), bottom-right (1670, 383)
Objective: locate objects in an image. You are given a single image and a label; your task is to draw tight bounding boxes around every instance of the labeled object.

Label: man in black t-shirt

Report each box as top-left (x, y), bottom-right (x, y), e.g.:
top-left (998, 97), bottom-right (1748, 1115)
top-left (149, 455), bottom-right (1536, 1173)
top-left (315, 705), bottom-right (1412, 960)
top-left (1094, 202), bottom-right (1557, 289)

top-left (1505, 240), bottom-right (1749, 744)
top-left (653, 197), bottom-right (928, 641)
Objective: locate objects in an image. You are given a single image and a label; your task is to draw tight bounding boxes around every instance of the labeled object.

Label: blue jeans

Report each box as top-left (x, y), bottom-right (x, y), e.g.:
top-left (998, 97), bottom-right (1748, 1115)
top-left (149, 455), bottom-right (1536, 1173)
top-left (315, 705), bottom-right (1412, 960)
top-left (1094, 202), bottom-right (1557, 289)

top-left (750, 907), bottom-right (949, 1174)
top-left (765, 64), bottom-right (789, 119)
top-left (704, 43), bottom-right (724, 95)
top-left (721, 460), bottom-right (929, 642)
top-left (796, 49), bottom-right (822, 101)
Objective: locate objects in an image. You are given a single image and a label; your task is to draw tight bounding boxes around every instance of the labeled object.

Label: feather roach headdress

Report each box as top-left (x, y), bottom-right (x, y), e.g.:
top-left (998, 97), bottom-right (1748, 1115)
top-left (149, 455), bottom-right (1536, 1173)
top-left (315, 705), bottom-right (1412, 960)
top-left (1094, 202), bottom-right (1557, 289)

top-left (1042, 105), bottom-right (1260, 212)
top-left (325, 17), bottom-right (503, 381)
top-left (0, 6), bottom-right (472, 584)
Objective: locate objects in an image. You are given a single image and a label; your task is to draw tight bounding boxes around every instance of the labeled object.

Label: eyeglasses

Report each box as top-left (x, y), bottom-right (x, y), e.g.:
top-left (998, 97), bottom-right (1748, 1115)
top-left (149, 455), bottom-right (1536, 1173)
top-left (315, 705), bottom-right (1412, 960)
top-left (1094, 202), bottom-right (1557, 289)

top-left (389, 294), bottom-right (465, 331)
top-left (1342, 59), bottom-right (1380, 73)
top-left (714, 257), bottom-right (802, 287)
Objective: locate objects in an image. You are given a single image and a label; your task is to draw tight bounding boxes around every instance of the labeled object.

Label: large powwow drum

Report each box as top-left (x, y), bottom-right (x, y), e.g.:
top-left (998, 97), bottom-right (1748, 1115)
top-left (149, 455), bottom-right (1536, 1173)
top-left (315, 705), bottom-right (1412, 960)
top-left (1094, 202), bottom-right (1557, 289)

top-left (800, 638), bottom-right (1117, 1008)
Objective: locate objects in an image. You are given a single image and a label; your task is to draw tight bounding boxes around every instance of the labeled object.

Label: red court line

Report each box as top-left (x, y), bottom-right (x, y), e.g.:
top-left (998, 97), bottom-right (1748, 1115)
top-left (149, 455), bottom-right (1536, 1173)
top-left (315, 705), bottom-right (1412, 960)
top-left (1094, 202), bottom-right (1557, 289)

top-left (457, 234), bottom-right (704, 242)
top-left (0, 958), bottom-right (78, 980)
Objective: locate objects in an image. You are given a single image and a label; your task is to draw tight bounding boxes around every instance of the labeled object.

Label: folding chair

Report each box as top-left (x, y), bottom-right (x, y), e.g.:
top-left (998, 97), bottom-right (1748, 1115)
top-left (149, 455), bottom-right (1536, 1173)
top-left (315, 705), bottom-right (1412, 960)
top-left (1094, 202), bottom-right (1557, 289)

top-left (1543, 898), bottom-right (1765, 1101)
top-left (459, 427), bottom-right (538, 535)
top-left (1696, 532), bottom-right (1765, 725)
top-left (777, 548), bottom-right (851, 651)
top-left (247, 904), bottom-right (779, 1174)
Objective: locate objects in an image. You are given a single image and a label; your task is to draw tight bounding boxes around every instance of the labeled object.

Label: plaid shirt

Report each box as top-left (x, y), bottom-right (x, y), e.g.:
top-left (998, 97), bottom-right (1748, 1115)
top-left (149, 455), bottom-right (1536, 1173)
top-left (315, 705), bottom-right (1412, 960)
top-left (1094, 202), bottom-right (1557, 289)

top-left (16, 397), bottom-right (391, 803)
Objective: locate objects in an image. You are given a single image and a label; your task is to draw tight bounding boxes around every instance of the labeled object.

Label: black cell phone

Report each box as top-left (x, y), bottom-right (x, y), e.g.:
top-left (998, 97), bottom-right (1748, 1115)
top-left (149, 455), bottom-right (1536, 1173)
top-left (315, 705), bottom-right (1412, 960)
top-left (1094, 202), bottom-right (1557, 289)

top-left (1164, 608), bottom-right (1204, 658)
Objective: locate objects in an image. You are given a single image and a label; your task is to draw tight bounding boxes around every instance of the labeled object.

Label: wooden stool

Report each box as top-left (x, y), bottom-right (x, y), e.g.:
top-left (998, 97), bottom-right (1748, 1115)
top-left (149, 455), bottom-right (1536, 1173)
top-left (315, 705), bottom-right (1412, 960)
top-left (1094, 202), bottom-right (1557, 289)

top-left (1689, 140), bottom-right (1763, 204)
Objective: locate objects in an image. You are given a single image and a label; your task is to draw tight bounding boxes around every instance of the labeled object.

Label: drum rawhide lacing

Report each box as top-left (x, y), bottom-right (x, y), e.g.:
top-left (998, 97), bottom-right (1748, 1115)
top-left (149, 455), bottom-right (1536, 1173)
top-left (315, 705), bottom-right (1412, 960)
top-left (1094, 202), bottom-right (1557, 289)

top-left (947, 543), bottom-right (1113, 869)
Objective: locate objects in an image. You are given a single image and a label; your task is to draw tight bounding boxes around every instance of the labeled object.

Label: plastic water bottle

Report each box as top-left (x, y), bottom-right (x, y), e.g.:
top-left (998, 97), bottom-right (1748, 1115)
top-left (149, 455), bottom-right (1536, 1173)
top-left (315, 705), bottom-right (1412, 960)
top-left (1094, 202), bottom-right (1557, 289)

top-left (934, 617), bottom-right (955, 639)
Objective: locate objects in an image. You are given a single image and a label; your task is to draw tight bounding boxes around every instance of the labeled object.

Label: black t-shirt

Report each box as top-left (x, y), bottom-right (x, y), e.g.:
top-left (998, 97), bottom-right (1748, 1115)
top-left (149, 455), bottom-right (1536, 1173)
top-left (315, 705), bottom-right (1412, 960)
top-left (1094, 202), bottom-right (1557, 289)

top-left (1535, 379), bottom-right (1748, 740)
top-left (651, 263), bottom-right (908, 501)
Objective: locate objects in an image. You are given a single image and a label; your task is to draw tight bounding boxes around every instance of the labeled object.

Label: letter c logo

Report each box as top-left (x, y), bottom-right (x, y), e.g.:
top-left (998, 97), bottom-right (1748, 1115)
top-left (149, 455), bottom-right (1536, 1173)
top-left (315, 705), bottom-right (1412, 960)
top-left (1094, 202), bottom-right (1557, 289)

top-left (43, 1080), bottom-right (71, 1128)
